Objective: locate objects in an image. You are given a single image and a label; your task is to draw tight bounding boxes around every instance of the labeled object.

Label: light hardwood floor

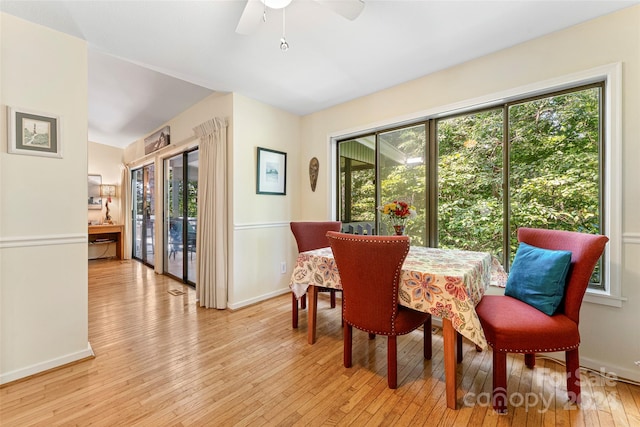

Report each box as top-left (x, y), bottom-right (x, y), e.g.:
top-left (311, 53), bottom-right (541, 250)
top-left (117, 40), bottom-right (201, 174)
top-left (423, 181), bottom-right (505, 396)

top-left (1, 259), bottom-right (639, 426)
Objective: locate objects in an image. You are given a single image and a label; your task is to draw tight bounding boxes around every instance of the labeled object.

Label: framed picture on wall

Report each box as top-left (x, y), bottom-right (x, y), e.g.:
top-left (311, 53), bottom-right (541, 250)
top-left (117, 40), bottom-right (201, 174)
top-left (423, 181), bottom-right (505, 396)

top-left (7, 106), bottom-right (62, 158)
top-left (144, 125), bottom-right (170, 155)
top-left (256, 147), bottom-right (287, 195)
top-left (88, 174), bottom-right (102, 210)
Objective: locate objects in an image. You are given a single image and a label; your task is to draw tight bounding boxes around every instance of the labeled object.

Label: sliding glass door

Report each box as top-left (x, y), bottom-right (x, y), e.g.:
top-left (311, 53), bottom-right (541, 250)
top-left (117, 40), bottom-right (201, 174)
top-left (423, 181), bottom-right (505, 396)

top-left (165, 149), bottom-right (198, 285)
top-left (132, 164), bottom-right (155, 266)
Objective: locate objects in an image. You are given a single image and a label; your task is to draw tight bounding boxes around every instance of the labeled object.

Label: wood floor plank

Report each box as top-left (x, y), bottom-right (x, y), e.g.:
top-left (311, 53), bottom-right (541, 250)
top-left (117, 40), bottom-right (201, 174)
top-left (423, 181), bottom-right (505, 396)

top-left (617, 383), bottom-right (640, 426)
top-left (1, 259), bottom-right (639, 426)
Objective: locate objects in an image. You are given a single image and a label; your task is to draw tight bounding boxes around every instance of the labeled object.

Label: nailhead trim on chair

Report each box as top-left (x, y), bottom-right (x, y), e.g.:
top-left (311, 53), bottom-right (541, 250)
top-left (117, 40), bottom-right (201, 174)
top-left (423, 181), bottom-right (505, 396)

top-left (487, 341), bottom-right (580, 353)
top-left (332, 234), bottom-right (410, 336)
top-left (343, 324), bottom-right (420, 336)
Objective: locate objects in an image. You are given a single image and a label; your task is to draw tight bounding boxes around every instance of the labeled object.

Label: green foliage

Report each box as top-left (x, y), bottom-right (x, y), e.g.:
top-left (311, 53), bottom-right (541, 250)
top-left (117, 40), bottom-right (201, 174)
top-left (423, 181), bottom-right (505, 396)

top-left (436, 88), bottom-right (601, 267)
top-left (342, 168), bottom-right (375, 221)
top-left (167, 172), bottom-right (198, 219)
top-left (340, 87), bottom-right (601, 278)
top-left (379, 125), bottom-right (427, 245)
top-left (437, 109), bottom-right (504, 257)
top-left (508, 89), bottom-right (600, 261)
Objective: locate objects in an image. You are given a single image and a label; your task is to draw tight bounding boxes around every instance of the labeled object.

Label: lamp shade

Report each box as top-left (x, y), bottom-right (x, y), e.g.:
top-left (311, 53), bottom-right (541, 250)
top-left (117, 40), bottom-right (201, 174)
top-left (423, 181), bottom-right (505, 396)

top-left (100, 185), bottom-right (116, 198)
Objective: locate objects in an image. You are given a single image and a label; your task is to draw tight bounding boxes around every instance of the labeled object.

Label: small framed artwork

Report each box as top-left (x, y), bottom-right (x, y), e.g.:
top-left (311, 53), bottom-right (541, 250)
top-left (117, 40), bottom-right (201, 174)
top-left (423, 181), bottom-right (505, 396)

top-left (7, 106), bottom-right (62, 158)
top-left (256, 147), bottom-right (287, 195)
top-left (144, 125), bottom-right (170, 155)
top-left (88, 174), bottom-right (102, 210)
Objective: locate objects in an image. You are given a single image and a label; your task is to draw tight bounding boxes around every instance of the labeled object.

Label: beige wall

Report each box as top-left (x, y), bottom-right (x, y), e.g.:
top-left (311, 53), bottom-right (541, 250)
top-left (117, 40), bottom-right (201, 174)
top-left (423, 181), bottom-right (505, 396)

top-left (300, 6), bottom-right (640, 381)
top-left (2, 4), bottom-right (636, 386)
top-left (124, 92), bottom-right (233, 272)
top-left (0, 13), bottom-right (91, 383)
top-left (123, 92), bottom-right (301, 308)
top-left (87, 142), bottom-right (124, 258)
top-left (230, 93), bottom-right (301, 308)
top-left (88, 141), bottom-right (124, 225)
top-left (123, 92), bottom-right (232, 164)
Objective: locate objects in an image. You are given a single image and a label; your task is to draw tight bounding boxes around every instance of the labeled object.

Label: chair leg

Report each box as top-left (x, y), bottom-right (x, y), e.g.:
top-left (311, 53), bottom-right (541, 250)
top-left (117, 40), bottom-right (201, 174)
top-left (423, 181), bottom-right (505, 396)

top-left (387, 335), bottom-right (398, 389)
top-left (368, 333), bottom-right (376, 340)
top-left (344, 324), bottom-right (353, 368)
top-left (330, 290), bottom-right (336, 308)
top-left (525, 353), bottom-right (536, 369)
top-left (566, 349), bottom-right (581, 404)
top-left (492, 350), bottom-right (508, 414)
top-left (457, 331), bottom-right (463, 363)
top-left (424, 316), bottom-right (432, 360)
top-left (292, 293), bottom-right (298, 329)
top-left (300, 294), bottom-right (306, 310)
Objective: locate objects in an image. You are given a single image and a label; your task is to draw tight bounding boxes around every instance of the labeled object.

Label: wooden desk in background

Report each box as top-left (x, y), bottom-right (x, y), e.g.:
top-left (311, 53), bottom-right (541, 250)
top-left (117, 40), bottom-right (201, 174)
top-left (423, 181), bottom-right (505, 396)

top-left (88, 224), bottom-right (124, 260)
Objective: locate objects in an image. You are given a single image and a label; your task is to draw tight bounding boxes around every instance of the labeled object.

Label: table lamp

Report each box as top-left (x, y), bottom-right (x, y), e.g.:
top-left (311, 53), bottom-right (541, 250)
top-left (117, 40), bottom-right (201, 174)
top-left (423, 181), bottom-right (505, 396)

top-left (100, 184), bottom-right (116, 224)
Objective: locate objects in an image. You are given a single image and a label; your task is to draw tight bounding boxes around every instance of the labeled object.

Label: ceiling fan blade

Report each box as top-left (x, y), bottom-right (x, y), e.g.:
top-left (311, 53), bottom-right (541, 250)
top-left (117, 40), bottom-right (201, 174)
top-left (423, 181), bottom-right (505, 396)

top-left (236, 0), bottom-right (265, 35)
top-left (314, 0), bottom-right (365, 20)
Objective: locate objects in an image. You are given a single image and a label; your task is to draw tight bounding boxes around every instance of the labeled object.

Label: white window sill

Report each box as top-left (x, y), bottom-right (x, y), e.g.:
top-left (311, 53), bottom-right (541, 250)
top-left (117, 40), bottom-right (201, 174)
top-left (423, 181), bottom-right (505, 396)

top-left (583, 290), bottom-right (626, 308)
top-left (487, 286), bottom-right (626, 308)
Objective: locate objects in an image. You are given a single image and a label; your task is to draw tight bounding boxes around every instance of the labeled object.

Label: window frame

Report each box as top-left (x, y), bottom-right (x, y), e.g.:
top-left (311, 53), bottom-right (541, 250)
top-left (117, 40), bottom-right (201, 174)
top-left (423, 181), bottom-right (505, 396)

top-left (335, 122), bottom-right (430, 239)
top-left (330, 62), bottom-right (624, 307)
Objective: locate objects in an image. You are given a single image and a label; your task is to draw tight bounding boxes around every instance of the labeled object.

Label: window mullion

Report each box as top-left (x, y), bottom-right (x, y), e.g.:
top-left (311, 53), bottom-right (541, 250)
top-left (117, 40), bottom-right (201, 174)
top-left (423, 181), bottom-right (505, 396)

top-left (502, 106), bottom-right (510, 270)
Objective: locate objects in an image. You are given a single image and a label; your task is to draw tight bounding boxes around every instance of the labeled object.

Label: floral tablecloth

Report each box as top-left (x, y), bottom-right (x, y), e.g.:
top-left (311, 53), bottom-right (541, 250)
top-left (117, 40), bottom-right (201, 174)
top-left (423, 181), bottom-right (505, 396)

top-left (290, 246), bottom-right (507, 350)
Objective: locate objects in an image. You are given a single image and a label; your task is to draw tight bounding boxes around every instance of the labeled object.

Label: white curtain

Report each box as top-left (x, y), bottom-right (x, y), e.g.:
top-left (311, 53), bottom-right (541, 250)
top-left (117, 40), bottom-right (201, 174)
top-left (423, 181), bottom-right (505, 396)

top-left (193, 117), bottom-right (229, 309)
top-left (120, 163), bottom-right (132, 260)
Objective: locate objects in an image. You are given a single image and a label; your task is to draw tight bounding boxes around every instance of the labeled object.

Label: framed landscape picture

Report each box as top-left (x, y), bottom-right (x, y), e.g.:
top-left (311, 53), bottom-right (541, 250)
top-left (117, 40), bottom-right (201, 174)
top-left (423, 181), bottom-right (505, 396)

top-left (144, 126), bottom-right (170, 155)
top-left (256, 147), bottom-right (286, 195)
top-left (8, 107), bottom-right (62, 158)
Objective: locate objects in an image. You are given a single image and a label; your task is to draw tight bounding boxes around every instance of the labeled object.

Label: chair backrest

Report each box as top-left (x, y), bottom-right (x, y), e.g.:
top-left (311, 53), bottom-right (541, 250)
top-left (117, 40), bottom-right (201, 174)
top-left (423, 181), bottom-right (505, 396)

top-left (517, 227), bottom-right (608, 324)
top-left (290, 221), bottom-right (342, 253)
top-left (326, 231), bottom-right (410, 334)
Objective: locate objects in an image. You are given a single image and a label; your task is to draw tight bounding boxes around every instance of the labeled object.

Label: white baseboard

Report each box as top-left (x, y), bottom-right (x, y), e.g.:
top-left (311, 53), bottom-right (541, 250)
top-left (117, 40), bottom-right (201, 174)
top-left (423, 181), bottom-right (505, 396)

top-left (227, 291), bottom-right (640, 385)
top-left (0, 343), bottom-right (94, 385)
top-left (472, 350), bottom-right (640, 385)
top-left (573, 354), bottom-right (640, 384)
top-left (227, 288), bottom-right (291, 310)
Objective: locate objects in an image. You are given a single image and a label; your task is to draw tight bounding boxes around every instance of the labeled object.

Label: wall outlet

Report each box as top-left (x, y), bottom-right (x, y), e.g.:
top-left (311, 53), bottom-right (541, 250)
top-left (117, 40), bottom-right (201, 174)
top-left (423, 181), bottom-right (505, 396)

top-left (280, 261), bottom-right (287, 274)
top-left (634, 360), bottom-right (640, 367)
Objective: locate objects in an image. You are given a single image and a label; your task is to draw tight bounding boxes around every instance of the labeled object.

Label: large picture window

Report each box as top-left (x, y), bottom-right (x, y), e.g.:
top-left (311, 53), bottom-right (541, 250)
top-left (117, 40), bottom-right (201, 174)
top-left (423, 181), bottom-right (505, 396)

top-left (337, 83), bottom-right (605, 289)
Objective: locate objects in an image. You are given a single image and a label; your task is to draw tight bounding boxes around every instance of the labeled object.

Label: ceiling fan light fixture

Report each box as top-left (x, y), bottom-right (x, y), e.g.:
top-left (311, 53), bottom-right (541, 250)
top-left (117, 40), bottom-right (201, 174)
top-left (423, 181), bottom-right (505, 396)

top-left (236, 0), bottom-right (364, 35)
top-left (280, 38), bottom-right (290, 51)
top-left (279, 8), bottom-right (290, 51)
top-left (261, 0), bottom-right (293, 9)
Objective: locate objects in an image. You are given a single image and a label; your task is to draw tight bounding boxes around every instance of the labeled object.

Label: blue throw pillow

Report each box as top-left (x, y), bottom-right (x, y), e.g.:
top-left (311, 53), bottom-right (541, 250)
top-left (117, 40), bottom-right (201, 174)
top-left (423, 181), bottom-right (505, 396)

top-left (505, 242), bottom-right (572, 316)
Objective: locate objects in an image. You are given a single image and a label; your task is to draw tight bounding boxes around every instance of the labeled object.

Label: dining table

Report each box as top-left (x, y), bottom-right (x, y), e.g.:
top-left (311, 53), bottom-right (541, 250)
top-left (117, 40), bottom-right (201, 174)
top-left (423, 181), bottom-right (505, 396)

top-left (289, 245), bottom-right (507, 409)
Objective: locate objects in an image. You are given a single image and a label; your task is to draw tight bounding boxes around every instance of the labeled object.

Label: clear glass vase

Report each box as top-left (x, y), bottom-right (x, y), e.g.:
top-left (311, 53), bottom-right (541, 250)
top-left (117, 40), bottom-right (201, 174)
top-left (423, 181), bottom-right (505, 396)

top-left (393, 224), bottom-right (406, 235)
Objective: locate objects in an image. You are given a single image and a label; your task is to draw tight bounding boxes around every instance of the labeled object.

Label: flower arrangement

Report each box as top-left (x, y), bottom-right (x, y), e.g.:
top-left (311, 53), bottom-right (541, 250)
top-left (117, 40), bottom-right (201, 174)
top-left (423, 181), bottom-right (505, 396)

top-left (379, 200), bottom-right (417, 234)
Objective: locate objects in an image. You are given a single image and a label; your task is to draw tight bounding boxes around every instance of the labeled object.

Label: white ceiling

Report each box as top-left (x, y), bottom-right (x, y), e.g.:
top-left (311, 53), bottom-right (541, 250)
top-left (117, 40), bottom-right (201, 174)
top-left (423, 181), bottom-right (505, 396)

top-left (2, 0), bottom-right (637, 148)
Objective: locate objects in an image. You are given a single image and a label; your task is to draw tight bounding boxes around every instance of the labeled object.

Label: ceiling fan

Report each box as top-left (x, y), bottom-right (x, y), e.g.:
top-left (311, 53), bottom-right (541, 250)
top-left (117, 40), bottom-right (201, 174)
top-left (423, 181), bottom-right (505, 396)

top-left (235, 0), bottom-right (365, 36)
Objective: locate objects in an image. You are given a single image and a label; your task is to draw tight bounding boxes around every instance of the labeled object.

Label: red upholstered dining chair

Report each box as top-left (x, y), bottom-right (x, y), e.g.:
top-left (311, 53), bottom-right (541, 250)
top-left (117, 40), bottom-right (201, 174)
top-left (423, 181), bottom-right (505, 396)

top-left (475, 227), bottom-right (608, 413)
top-left (290, 221), bottom-right (342, 328)
top-left (326, 231), bottom-right (432, 389)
